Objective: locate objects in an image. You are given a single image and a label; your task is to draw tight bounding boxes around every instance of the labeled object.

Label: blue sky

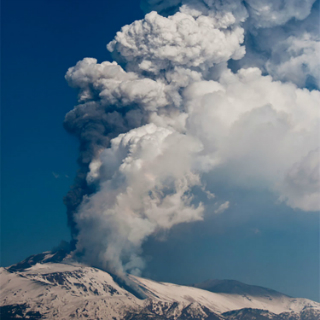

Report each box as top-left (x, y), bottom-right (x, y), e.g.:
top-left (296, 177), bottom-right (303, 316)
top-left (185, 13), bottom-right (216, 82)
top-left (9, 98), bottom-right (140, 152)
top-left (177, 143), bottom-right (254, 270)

top-left (1, 0), bottom-right (144, 265)
top-left (1, 0), bottom-right (319, 302)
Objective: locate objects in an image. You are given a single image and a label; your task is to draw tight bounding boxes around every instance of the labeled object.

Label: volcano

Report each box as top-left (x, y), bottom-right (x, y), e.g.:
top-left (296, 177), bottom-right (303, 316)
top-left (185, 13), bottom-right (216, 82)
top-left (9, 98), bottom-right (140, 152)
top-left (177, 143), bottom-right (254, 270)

top-left (1, 252), bottom-right (319, 319)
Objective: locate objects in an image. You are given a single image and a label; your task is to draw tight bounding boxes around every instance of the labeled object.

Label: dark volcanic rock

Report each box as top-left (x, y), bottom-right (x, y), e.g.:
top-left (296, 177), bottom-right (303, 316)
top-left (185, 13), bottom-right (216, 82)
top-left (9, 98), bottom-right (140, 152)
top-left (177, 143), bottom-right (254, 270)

top-left (0, 304), bottom-right (43, 320)
top-left (222, 307), bottom-right (320, 320)
top-left (7, 250), bottom-right (68, 273)
top-left (125, 301), bottom-right (225, 320)
top-left (222, 308), bottom-right (277, 319)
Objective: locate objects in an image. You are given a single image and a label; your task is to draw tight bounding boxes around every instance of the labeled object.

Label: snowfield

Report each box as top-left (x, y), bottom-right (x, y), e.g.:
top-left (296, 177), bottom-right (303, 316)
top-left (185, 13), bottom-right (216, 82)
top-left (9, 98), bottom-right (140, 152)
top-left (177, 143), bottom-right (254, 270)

top-left (1, 258), bottom-right (319, 319)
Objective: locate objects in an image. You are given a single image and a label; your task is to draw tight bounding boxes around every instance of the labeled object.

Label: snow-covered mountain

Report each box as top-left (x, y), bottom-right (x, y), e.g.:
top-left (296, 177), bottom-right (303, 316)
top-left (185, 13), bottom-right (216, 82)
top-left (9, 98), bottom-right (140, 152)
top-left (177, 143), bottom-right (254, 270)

top-left (1, 252), bottom-right (319, 319)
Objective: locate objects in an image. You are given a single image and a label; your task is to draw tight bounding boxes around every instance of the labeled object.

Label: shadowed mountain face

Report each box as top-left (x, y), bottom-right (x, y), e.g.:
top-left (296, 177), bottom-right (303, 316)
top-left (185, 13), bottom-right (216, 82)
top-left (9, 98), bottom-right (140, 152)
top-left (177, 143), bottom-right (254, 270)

top-left (193, 279), bottom-right (288, 298)
top-left (7, 250), bottom-right (69, 273)
top-left (1, 252), bottom-right (319, 319)
top-left (222, 308), bottom-right (320, 320)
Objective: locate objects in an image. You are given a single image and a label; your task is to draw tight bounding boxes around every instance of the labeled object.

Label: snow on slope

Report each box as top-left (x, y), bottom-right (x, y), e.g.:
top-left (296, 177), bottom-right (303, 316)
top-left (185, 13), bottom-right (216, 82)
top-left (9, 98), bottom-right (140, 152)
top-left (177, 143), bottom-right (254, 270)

top-left (1, 261), bottom-right (319, 319)
top-left (0, 263), bottom-right (145, 319)
top-left (129, 273), bottom-right (319, 314)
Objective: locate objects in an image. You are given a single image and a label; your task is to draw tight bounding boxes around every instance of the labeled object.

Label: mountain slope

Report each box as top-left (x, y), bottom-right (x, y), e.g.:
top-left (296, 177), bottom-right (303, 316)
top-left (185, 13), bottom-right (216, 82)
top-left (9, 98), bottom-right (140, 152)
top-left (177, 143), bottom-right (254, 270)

top-left (0, 256), bottom-right (319, 319)
top-left (193, 279), bottom-right (287, 297)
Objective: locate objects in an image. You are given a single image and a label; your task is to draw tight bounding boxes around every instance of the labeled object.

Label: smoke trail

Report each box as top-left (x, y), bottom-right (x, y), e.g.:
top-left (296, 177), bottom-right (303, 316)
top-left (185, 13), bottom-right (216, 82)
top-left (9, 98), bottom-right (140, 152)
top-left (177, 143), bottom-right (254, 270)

top-left (64, 0), bottom-right (320, 275)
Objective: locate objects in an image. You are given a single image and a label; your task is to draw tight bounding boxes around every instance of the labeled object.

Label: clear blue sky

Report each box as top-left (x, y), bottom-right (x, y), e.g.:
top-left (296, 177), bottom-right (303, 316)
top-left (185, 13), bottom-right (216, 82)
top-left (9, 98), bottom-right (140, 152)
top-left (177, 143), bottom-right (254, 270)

top-left (1, 0), bottom-right (319, 302)
top-left (1, 0), bottom-right (144, 265)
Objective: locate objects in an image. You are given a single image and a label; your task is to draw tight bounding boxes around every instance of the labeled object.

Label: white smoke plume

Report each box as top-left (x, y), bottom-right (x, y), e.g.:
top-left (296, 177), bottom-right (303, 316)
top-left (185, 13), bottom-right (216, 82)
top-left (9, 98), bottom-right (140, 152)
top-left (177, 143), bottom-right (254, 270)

top-left (64, 0), bottom-right (320, 275)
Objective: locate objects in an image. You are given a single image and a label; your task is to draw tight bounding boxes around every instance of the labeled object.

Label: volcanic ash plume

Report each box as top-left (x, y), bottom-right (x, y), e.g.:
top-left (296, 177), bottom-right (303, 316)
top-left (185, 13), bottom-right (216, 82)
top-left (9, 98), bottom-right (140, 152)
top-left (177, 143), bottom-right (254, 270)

top-left (64, 0), bottom-right (320, 275)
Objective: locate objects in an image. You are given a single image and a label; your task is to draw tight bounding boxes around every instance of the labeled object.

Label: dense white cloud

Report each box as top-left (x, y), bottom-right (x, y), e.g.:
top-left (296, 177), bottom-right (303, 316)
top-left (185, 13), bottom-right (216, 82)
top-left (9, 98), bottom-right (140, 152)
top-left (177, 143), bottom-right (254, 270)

top-left (66, 58), bottom-right (168, 111)
top-left (107, 11), bottom-right (245, 75)
top-left (266, 33), bottom-right (320, 88)
top-left (65, 0), bottom-right (320, 276)
top-left (237, 6), bottom-right (320, 89)
top-left (279, 149), bottom-right (320, 211)
top-left (185, 68), bottom-right (319, 193)
top-left (76, 124), bottom-right (204, 274)
top-left (141, 0), bottom-right (316, 28)
top-left (245, 0), bottom-right (316, 28)
top-left (139, 0), bottom-right (319, 89)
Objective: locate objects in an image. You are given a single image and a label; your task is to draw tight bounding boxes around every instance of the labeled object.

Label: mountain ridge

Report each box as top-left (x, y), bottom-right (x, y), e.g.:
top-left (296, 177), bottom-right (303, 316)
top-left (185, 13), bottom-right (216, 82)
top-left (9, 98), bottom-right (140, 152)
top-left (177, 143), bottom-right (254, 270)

top-left (192, 279), bottom-right (289, 298)
top-left (1, 253), bottom-right (319, 319)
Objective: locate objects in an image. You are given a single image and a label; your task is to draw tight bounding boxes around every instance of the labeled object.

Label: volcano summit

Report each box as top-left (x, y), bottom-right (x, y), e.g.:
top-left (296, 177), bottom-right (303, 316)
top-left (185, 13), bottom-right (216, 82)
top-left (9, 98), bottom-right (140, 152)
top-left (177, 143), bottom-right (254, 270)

top-left (1, 252), bottom-right (319, 319)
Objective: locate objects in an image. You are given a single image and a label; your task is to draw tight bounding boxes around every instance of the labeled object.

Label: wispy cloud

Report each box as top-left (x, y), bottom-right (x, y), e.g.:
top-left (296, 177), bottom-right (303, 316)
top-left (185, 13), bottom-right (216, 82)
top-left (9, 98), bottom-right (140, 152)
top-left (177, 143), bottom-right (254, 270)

top-left (214, 201), bottom-right (230, 214)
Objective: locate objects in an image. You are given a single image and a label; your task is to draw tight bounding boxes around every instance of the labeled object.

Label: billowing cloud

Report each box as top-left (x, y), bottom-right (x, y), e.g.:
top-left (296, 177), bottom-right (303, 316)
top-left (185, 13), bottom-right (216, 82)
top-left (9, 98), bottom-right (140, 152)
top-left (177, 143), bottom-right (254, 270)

top-left (141, 0), bottom-right (316, 28)
top-left (245, 0), bottom-right (316, 28)
top-left (107, 10), bottom-right (245, 75)
top-left (229, 1), bottom-right (320, 89)
top-left (64, 0), bottom-right (320, 276)
top-left (76, 123), bottom-right (203, 274)
top-left (185, 68), bottom-right (319, 189)
top-left (279, 148), bottom-right (320, 211)
top-left (266, 33), bottom-right (320, 88)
